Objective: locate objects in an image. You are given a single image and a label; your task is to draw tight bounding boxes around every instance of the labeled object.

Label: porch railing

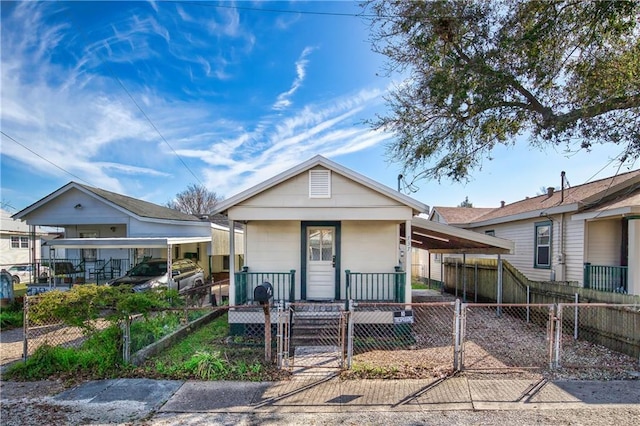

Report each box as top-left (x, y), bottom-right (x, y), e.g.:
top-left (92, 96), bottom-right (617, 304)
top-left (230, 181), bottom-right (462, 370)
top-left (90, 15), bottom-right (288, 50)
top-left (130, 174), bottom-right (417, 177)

top-left (583, 263), bottom-right (628, 293)
top-left (234, 267), bottom-right (296, 305)
top-left (345, 268), bottom-right (406, 302)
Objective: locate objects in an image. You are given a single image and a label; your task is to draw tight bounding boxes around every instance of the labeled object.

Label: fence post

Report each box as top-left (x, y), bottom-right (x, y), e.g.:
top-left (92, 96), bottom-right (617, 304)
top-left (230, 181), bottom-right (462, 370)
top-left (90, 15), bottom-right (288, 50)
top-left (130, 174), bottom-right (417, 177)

top-left (440, 260), bottom-right (444, 294)
top-left (122, 316), bottom-right (131, 364)
top-left (454, 299), bottom-right (462, 371)
top-left (347, 299), bottom-right (354, 369)
top-left (573, 293), bottom-right (579, 340)
top-left (554, 304), bottom-right (563, 368)
top-left (474, 263), bottom-right (478, 303)
top-left (496, 255), bottom-right (503, 318)
top-left (22, 296), bottom-right (29, 362)
top-left (548, 304), bottom-right (556, 370)
top-left (526, 286), bottom-right (530, 323)
top-left (455, 260), bottom-right (459, 298)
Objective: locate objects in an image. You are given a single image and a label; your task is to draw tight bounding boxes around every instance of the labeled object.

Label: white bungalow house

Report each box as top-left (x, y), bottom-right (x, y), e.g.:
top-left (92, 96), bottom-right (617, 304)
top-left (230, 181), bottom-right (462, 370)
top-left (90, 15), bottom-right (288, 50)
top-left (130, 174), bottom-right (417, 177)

top-left (1, 209), bottom-right (62, 276)
top-left (212, 155), bottom-right (513, 320)
top-left (11, 182), bottom-right (243, 285)
top-left (428, 169), bottom-right (640, 295)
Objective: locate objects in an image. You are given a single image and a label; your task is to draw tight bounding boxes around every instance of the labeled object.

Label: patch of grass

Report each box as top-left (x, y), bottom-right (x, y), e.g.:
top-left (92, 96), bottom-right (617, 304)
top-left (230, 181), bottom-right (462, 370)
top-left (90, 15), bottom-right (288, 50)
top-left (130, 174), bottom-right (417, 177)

top-left (0, 300), bottom-right (24, 329)
top-left (14, 283), bottom-right (27, 297)
top-left (411, 282), bottom-right (428, 289)
top-left (140, 313), bottom-right (286, 381)
top-left (341, 362), bottom-right (399, 379)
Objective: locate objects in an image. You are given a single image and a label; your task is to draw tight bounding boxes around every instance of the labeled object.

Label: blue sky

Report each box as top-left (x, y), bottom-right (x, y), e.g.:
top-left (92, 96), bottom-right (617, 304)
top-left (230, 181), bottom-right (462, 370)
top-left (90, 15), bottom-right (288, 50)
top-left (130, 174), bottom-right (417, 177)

top-left (0, 1), bottom-right (633, 214)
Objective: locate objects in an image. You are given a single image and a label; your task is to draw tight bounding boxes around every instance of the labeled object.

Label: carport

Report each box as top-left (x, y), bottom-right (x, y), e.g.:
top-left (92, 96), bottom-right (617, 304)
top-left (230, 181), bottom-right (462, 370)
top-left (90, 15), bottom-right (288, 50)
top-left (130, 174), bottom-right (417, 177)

top-left (42, 236), bottom-right (212, 284)
top-left (402, 216), bottom-right (515, 302)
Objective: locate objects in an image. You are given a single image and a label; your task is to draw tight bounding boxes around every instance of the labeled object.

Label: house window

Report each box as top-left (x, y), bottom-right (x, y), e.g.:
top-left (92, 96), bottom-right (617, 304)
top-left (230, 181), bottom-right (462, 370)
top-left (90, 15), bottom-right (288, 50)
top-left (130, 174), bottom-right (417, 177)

top-left (534, 221), bottom-right (552, 268)
top-left (11, 236), bottom-right (29, 249)
top-left (309, 170), bottom-right (331, 198)
top-left (222, 255), bottom-right (230, 271)
top-left (80, 231), bottom-right (97, 261)
top-left (485, 230), bottom-right (495, 236)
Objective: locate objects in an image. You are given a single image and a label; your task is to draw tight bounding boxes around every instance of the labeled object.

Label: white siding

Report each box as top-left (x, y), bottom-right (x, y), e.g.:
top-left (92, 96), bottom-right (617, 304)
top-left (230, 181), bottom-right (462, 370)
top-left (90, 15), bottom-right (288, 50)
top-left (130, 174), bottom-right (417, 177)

top-left (564, 217), bottom-right (585, 282)
top-left (245, 221), bottom-right (301, 298)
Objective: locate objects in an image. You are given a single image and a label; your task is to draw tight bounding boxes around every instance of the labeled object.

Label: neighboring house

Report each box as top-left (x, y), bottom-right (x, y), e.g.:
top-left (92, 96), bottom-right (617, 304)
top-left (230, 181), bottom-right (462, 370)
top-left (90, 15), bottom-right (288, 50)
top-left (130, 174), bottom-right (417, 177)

top-left (211, 155), bottom-right (513, 315)
top-left (428, 169), bottom-right (640, 295)
top-left (0, 208), bottom-right (61, 270)
top-left (11, 182), bottom-right (243, 282)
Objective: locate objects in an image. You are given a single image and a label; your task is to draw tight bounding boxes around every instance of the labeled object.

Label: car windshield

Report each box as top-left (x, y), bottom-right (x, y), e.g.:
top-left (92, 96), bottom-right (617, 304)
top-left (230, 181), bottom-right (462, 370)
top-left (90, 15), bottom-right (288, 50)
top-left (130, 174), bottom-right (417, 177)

top-left (128, 262), bottom-right (168, 277)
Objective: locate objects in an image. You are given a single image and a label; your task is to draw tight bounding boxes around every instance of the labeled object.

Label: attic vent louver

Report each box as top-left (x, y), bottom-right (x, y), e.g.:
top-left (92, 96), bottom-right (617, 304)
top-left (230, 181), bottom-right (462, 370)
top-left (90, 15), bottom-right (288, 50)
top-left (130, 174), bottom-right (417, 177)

top-left (309, 169), bottom-right (331, 198)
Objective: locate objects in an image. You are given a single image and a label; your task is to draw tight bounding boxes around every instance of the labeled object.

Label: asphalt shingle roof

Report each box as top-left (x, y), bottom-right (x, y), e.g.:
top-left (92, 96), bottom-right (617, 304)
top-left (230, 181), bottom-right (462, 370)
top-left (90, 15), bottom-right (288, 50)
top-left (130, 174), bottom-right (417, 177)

top-left (435, 169), bottom-right (640, 225)
top-left (77, 183), bottom-right (203, 222)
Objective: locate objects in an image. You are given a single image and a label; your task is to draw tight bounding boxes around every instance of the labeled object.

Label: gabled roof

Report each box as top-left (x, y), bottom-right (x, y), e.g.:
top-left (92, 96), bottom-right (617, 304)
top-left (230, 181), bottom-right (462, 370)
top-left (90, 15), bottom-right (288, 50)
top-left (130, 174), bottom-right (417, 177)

top-left (212, 155), bottom-right (429, 215)
top-left (431, 169), bottom-right (640, 227)
top-left (13, 182), bottom-right (203, 223)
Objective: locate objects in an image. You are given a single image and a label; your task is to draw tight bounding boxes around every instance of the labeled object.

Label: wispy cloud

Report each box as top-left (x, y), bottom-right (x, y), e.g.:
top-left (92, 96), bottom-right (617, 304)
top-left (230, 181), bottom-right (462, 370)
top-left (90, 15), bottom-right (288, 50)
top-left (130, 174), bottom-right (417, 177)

top-left (273, 47), bottom-right (314, 110)
top-left (1, 2), bottom-right (391, 205)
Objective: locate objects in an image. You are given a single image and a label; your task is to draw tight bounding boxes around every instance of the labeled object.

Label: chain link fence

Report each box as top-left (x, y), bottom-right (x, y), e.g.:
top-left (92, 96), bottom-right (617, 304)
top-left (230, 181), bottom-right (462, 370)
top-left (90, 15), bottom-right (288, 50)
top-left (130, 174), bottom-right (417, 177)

top-left (23, 295), bottom-right (110, 358)
top-left (461, 303), bottom-right (555, 371)
top-left (555, 303), bottom-right (640, 371)
top-left (20, 293), bottom-right (640, 378)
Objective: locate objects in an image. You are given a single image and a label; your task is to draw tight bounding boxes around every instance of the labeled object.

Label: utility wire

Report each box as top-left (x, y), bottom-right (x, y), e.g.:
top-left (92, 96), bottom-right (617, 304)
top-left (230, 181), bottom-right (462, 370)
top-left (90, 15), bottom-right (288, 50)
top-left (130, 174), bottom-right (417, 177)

top-left (61, 4), bottom-right (204, 187)
top-left (1, 131), bottom-right (95, 186)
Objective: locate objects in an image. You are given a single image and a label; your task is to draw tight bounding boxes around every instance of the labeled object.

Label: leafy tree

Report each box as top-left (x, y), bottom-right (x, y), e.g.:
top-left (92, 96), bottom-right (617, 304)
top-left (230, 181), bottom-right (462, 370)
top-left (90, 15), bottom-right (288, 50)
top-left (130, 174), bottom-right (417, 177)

top-left (166, 184), bottom-right (222, 216)
top-left (458, 196), bottom-right (473, 207)
top-left (365, 0), bottom-right (640, 181)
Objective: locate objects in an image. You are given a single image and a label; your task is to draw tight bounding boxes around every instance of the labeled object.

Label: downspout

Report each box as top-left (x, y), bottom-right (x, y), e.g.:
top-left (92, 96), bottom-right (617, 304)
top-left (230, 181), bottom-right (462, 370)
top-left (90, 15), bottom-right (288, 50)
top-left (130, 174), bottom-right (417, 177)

top-left (559, 171), bottom-right (566, 281)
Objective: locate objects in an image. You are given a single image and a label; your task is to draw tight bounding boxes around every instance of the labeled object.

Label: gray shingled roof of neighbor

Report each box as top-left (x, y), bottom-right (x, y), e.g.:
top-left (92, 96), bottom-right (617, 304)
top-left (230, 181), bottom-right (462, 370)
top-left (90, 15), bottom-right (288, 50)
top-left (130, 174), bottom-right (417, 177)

top-left (75, 183), bottom-right (203, 221)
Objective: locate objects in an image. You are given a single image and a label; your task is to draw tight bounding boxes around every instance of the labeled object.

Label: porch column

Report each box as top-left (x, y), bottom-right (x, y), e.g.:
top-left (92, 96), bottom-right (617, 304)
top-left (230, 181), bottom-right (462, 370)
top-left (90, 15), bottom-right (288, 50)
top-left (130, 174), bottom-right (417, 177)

top-left (228, 219), bottom-right (236, 306)
top-left (405, 220), bottom-right (412, 303)
top-left (628, 217), bottom-right (640, 296)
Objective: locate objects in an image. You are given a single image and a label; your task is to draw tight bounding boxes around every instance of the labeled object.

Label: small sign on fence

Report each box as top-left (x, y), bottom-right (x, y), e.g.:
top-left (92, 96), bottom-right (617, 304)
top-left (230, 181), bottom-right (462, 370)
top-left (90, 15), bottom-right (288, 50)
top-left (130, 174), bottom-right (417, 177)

top-left (393, 310), bottom-right (414, 324)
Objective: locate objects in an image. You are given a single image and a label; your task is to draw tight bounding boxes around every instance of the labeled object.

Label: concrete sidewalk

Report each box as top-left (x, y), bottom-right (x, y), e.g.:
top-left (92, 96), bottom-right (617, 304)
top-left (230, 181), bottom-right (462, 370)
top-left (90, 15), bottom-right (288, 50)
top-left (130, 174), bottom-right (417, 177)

top-left (46, 375), bottom-right (640, 418)
top-left (3, 375), bottom-right (638, 425)
top-left (158, 376), bottom-right (640, 414)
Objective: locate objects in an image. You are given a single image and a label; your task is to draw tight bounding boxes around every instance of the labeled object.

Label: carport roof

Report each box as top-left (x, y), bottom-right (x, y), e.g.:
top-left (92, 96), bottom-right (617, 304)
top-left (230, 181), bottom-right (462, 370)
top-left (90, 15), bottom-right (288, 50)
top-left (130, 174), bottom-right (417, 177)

top-left (405, 216), bottom-right (514, 254)
top-left (42, 236), bottom-right (211, 249)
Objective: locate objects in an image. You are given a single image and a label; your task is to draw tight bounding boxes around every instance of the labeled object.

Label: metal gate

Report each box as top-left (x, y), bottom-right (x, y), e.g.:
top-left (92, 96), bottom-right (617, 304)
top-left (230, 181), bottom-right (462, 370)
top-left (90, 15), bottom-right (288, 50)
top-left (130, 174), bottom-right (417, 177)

top-left (276, 302), bottom-right (348, 371)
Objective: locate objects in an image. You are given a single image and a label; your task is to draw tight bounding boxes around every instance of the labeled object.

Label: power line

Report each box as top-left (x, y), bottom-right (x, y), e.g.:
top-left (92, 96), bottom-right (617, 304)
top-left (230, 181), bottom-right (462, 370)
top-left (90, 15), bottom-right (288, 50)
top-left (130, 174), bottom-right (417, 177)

top-left (1, 131), bottom-right (95, 186)
top-left (61, 5), bottom-right (204, 187)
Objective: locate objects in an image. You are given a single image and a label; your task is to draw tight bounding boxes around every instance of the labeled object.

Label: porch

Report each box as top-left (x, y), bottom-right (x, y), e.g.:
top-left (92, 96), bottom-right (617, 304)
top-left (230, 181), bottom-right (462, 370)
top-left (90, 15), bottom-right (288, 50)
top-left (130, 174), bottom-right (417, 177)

top-left (233, 267), bottom-right (407, 305)
top-left (583, 263), bottom-right (628, 293)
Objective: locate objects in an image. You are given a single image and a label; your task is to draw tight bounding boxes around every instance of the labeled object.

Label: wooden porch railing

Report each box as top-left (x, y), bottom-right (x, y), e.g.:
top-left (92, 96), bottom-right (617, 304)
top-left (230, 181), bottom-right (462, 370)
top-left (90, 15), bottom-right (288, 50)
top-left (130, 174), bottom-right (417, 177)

top-left (345, 268), bottom-right (406, 303)
top-left (583, 263), bottom-right (628, 293)
top-left (234, 267), bottom-right (296, 305)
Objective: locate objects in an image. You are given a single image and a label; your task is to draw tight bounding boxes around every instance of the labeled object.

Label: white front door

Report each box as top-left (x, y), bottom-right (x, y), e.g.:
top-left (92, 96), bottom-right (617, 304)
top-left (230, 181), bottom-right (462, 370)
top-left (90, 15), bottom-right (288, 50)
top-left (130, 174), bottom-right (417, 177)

top-left (307, 227), bottom-right (335, 300)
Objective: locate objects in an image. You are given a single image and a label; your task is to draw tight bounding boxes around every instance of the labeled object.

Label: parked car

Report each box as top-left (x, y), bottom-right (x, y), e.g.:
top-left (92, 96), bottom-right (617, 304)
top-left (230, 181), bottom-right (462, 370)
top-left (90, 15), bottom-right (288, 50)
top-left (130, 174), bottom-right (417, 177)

top-left (107, 258), bottom-right (204, 293)
top-left (6, 264), bottom-right (50, 284)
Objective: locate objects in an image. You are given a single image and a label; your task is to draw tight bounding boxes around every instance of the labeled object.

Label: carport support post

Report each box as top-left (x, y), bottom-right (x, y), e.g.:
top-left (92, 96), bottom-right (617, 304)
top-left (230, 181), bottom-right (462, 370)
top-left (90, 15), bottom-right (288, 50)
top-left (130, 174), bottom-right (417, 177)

top-left (496, 255), bottom-right (503, 318)
top-left (462, 253), bottom-right (467, 302)
top-left (228, 219), bottom-right (236, 306)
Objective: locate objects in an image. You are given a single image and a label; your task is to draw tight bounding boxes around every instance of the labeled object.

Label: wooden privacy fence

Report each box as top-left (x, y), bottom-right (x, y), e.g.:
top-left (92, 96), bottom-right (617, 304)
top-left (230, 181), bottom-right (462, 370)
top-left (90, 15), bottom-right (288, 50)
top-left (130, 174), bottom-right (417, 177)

top-left (443, 258), bottom-right (640, 358)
